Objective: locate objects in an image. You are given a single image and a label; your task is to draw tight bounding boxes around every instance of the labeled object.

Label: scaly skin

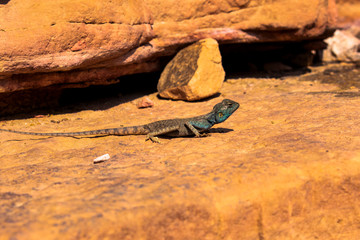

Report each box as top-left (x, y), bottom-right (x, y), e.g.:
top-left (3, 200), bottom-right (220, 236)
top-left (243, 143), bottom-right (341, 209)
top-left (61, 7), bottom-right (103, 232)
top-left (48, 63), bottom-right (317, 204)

top-left (0, 99), bottom-right (239, 143)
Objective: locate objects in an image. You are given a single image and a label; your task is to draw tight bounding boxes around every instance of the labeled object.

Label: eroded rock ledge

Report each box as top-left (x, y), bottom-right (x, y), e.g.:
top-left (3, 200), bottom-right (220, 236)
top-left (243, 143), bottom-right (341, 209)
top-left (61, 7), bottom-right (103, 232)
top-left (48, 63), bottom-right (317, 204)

top-left (0, 0), bottom-right (337, 95)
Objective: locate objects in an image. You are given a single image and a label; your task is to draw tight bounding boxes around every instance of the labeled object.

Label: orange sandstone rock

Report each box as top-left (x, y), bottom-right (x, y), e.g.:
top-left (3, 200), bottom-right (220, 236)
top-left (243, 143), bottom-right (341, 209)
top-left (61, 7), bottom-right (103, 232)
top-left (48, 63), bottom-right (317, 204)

top-left (0, 0), bottom-right (337, 94)
top-left (158, 38), bottom-right (224, 101)
top-left (337, 0), bottom-right (360, 25)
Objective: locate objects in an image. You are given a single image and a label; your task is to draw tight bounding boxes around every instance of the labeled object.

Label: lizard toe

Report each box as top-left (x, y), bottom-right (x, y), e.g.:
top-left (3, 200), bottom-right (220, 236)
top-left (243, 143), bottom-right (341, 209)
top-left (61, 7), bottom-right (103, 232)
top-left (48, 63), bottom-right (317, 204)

top-left (146, 135), bottom-right (161, 143)
top-left (200, 133), bottom-right (211, 137)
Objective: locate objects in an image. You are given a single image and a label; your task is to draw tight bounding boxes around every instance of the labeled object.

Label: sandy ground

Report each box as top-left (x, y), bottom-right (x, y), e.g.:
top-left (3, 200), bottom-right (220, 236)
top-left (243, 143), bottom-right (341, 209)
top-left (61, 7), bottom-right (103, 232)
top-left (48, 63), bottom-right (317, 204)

top-left (1, 63), bottom-right (360, 239)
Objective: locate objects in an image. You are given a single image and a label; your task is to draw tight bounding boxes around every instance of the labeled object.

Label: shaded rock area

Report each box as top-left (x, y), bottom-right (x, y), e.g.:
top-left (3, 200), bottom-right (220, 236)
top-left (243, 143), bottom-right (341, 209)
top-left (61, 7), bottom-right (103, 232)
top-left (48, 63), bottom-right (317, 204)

top-left (0, 0), bottom-right (336, 95)
top-left (1, 63), bottom-right (360, 239)
top-left (157, 38), bottom-right (224, 101)
top-left (220, 41), bottom-right (322, 78)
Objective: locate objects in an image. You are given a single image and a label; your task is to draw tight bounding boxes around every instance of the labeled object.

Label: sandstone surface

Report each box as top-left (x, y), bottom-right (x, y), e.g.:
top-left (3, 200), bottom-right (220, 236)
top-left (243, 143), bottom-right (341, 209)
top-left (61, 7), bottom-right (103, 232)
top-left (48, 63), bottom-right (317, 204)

top-left (0, 0), bottom-right (337, 94)
top-left (337, 0), bottom-right (360, 25)
top-left (1, 63), bottom-right (360, 239)
top-left (158, 38), bottom-right (224, 101)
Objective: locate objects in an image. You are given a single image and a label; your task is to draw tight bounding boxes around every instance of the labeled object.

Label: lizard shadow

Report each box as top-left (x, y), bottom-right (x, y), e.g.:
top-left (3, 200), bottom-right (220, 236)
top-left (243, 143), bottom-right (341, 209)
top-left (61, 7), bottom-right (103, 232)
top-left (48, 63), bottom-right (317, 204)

top-left (207, 127), bottom-right (234, 134)
top-left (157, 127), bottom-right (234, 140)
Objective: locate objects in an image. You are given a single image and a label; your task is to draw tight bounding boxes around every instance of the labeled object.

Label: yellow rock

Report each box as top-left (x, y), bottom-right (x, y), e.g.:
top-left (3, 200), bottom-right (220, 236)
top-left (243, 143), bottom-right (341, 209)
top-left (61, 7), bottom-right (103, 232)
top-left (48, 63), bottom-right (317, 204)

top-left (158, 38), bottom-right (225, 101)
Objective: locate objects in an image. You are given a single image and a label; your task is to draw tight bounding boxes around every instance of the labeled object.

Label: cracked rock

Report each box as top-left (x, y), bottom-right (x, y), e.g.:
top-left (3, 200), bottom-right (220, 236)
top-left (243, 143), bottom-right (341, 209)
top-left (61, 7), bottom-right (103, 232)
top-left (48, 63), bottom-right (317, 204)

top-left (157, 38), bottom-right (225, 101)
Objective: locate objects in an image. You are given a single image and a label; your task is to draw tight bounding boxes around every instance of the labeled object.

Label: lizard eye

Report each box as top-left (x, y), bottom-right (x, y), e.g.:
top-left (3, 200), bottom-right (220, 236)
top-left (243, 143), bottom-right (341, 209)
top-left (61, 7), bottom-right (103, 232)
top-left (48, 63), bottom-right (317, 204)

top-left (218, 112), bottom-right (224, 118)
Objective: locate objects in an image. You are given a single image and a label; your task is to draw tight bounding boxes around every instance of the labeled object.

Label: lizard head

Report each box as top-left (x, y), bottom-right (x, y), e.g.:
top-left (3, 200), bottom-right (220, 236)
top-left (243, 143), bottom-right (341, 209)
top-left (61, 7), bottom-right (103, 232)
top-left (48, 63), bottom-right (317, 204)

top-left (213, 99), bottom-right (239, 123)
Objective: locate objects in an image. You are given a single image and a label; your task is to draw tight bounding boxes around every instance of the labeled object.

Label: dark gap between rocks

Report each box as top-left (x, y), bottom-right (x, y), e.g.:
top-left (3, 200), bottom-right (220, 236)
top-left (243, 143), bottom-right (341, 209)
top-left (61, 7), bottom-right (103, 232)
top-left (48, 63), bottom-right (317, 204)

top-left (0, 41), bottom-right (329, 117)
top-left (220, 41), bottom-right (325, 79)
top-left (0, 71), bottom-right (160, 119)
top-left (0, 0), bottom-right (11, 5)
top-left (59, 71), bottom-right (160, 109)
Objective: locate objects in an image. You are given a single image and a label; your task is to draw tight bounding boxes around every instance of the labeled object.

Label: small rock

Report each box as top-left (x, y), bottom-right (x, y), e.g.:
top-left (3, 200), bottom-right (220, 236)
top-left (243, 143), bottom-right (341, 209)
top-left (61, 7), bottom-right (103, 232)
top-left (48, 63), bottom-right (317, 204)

top-left (136, 96), bottom-right (154, 108)
top-left (70, 39), bottom-right (87, 52)
top-left (93, 154), bottom-right (110, 164)
top-left (323, 30), bottom-right (360, 62)
top-left (157, 38), bottom-right (225, 101)
top-left (34, 115), bottom-right (47, 118)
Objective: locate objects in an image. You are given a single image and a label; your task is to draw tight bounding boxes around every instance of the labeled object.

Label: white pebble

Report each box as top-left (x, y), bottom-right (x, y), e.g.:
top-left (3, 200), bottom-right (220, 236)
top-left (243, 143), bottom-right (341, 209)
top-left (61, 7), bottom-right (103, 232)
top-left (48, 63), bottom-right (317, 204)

top-left (93, 153), bottom-right (110, 163)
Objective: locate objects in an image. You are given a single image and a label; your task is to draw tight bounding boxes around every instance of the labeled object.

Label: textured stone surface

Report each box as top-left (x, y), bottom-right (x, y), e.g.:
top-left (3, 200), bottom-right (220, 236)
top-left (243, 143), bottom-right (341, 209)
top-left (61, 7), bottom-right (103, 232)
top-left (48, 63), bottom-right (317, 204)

top-left (324, 29), bottom-right (360, 62)
top-left (1, 63), bottom-right (360, 239)
top-left (0, 0), bottom-right (337, 94)
top-left (148, 0), bottom-right (337, 45)
top-left (158, 38), bottom-right (224, 101)
top-left (337, 0), bottom-right (360, 25)
top-left (0, 0), bottom-right (154, 75)
top-left (136, 96), bottom-right (154, 108)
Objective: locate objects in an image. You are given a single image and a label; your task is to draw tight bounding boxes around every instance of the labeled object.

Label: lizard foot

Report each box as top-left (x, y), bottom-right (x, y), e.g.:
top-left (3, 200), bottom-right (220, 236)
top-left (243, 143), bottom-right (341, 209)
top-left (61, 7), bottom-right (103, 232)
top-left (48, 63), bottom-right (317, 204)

top-left (145, 135), bottom-right (161, 143)
top-left (199, 133), bottom-right (211, 138)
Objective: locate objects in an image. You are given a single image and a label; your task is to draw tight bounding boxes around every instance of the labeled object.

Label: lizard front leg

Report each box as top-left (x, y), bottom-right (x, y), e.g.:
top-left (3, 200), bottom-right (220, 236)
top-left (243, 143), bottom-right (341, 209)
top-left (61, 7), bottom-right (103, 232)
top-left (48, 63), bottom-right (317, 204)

top-left (185, 122), bottom-right (201, 137)
top-left (145, 125), bottom-right (180, 143)
top-left (185, 122), bottom-right (211, 138)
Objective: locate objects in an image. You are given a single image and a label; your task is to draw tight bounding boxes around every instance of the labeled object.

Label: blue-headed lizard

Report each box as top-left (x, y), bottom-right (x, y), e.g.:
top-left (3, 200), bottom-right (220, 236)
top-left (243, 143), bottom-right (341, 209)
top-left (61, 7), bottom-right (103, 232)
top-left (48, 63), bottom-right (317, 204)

top-left (0, 99), bottom-right (239, 143)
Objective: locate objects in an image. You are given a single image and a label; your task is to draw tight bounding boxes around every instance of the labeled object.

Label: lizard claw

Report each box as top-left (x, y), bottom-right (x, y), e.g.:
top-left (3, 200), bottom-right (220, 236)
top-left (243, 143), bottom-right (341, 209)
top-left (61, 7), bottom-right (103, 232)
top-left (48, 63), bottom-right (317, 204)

top-left (194, 133), bottom-right (210, 138)
top-left (199, 133), bottom-right (211, 138)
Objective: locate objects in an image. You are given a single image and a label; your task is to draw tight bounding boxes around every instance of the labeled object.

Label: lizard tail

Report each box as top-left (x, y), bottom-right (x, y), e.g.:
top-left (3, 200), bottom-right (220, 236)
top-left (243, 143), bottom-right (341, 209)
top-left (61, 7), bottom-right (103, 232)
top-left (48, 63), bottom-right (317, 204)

top-left (0, 126), bottom-right (149, 137)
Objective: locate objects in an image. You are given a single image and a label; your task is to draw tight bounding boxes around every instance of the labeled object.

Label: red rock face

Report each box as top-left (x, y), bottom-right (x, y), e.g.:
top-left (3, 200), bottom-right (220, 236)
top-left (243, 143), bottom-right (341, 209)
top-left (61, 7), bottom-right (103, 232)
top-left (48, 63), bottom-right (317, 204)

top-left (0, 0), bottom-right (154, 74)
top-left (0, 0), bottom-right (337, 93)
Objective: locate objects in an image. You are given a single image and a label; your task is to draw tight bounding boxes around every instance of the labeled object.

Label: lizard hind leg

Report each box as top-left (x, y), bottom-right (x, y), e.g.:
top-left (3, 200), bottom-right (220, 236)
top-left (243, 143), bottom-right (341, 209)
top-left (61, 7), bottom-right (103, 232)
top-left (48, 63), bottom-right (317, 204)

top-left (145, 125), bottom-right (180, 143)
top-left (145, 134), bottom-right (161, 143)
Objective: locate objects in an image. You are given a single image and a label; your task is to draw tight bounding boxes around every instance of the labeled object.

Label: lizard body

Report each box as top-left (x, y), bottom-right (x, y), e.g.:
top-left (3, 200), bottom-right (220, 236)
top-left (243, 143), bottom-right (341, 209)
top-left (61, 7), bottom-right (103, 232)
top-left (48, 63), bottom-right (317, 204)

top-left (0, 99), bottom-right (239, 142)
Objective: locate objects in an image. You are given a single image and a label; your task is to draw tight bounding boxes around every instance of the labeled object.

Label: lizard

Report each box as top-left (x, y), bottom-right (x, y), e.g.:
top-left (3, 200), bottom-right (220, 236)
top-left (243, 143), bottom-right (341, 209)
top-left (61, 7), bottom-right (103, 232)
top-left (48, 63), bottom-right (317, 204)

top-left (0, 99), bottom-right (239, 143)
